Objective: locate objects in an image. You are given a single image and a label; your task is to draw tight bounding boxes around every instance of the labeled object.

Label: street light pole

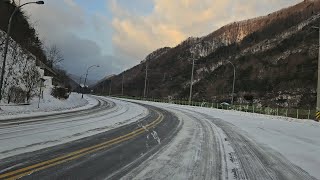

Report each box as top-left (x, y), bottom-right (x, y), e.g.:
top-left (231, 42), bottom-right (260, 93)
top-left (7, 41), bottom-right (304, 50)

top-left (79, 73), bottom-right (86, 85)
top-left (0, 1), bottom-right (44, 101)
top-left (102, 80), bottom-right (106, 94)
top-left (82, 65), bottom-right (99, 98)
top-left (188, 57), bottom-right (195, 105)
top-left (79, 73), bottom-right (86, 94)
top-left (37, 78), bottom-right (45, 108)
top-left (121, 73), bottom-right (124, 96)
top-left (226, 60), bottom-right (236, 105)
top-left (143, 61), bottom-right (148, 98)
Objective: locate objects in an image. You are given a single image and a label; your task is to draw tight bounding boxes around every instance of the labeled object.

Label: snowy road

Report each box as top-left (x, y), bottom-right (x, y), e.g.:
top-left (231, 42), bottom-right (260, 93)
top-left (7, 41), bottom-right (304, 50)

top-left (0, 97), bottom-right (179, 179)
top-left (0, 97), bottom-right (319, 180)
top-left (0, 96), bottom-right (148, 159)
top-left (123, 99), bottom-right (320, 180)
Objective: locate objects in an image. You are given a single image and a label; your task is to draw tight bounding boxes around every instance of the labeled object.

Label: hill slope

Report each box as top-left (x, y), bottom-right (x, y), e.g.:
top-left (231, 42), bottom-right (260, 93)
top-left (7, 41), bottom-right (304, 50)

top-left (0, 1), bottom-right (47, 65)
top-left (95, 0), bottom-right (320, 109)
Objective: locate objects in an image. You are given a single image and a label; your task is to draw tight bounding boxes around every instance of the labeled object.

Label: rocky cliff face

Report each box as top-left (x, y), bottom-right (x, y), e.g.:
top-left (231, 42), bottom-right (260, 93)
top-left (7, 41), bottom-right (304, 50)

top-left (0, 30), bottom-right (41, 103)
top-left (95, 0), bottom-right (320, 109)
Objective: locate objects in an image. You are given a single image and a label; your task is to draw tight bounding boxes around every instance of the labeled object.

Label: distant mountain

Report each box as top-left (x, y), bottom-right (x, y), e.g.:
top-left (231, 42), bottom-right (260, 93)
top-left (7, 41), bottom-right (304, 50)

top-left (94, 0), bottom-right (320, 108)
top-left (68, 74), bottom-right (99, 87)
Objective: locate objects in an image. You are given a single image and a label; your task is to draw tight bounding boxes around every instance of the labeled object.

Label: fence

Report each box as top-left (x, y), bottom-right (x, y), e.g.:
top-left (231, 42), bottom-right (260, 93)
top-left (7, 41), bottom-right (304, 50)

top-left (112, 96), bottom-right (317, 121)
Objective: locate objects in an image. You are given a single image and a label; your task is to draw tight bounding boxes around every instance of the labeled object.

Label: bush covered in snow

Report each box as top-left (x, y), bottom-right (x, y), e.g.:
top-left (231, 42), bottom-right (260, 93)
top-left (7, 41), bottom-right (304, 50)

top-left (51, 87), bottom-right (70, 99)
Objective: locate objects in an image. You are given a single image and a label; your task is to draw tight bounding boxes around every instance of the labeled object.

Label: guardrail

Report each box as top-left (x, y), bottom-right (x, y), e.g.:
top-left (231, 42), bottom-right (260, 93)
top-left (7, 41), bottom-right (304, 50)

top-left (112, 95), bottom-right (318, 121)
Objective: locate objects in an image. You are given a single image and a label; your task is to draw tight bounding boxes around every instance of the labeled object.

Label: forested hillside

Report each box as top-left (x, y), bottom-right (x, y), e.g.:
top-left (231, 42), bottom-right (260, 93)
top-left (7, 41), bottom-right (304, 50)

top-left (94, 0), bottom-right (320, 109)
top-left (0, 0), bottom-right (47, 65)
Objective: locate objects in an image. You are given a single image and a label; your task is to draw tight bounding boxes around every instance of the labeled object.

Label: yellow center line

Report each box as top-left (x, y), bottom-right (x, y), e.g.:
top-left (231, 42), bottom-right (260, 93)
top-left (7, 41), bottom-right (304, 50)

top-left (0, 110), bottom-right (164, 180)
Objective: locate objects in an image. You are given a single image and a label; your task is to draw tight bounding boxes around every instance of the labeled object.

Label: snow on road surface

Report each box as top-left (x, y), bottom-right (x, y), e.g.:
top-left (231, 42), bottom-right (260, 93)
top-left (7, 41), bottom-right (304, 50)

top-left (0, 97), bottom-right (148, 159)
top-left (0, 93), bottom-right (96, 120)
top-left (121, 99), bottom-right (320, 180)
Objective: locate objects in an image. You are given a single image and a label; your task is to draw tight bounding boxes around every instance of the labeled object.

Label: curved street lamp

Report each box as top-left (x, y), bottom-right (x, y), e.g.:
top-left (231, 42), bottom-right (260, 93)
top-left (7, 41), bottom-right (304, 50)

top-left (79, 73), bottom-right (86, 85)
top-left (226, 60), bottom-right (236, 105)
top-left (82, 65), bottom-right (99, 98)
top-left (78, 73), bottom-right (86, 94)
top-left (0, 1), bottom-right (45, 100)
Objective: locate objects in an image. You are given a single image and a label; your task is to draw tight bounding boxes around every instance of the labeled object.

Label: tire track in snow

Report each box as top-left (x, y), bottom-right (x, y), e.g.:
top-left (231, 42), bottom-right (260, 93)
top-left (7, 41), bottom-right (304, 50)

top-left (194, 110), bottom-right (317, 180)
top-left (122, 101), bottom-right (317, 180)
top-left (122, 107), bottom-right (224, 180)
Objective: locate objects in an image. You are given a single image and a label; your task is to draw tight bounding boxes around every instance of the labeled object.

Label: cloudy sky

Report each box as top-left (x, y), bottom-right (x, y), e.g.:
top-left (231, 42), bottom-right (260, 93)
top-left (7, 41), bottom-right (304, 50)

top-left (22, 0), bottom-right (301, 80)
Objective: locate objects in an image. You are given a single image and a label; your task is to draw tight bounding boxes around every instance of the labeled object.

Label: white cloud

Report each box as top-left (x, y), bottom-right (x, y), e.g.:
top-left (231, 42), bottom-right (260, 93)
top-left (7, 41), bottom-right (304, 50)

top-left (22, 0), bottom-right (124, 79)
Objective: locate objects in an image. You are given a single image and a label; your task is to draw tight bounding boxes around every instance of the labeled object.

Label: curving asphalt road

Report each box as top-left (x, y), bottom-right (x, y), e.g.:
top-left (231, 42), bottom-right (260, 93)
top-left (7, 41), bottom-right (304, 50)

top-left (0, 96), bottom-right (318, 180)
top-left (0, 97), bottom-right (180, 180)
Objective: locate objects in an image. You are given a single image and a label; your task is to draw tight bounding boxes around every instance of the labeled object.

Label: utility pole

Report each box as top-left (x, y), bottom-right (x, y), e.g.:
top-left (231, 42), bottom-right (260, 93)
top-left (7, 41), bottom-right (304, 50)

top-left (147, 78), bottom-right (149, 97)
top-left (188, 57), bottom-right (195, 105)
top-left (121, 73), bottom-right (124, 96)
top-left (317, 23), bottom-right (320, 120)
top-left (312, 24), bottom-right (320, 121)
top-left (226, 60), bottom-right (236, 105)
top-left (144, 61), bottom-right (148, 98)
top-left (109, 79), bottom-right (112, 96)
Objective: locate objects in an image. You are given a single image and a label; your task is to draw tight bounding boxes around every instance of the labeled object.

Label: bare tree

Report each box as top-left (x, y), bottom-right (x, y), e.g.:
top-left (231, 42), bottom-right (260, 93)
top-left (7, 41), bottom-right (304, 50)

top-left (45, 45), bottom-right (64, 67)
top-left (23, 66), bottom-right (40, 103)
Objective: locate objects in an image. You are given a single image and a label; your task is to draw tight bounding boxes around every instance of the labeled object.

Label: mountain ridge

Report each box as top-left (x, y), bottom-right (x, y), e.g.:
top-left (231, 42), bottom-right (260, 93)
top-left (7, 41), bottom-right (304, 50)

top-left (94, 0), bottom-right (320, 108)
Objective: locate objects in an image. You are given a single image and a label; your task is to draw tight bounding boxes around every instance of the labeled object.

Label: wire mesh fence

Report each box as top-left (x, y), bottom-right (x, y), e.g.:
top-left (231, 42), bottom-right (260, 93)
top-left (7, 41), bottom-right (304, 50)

top-left (114, 96), bottom-right (317, 121)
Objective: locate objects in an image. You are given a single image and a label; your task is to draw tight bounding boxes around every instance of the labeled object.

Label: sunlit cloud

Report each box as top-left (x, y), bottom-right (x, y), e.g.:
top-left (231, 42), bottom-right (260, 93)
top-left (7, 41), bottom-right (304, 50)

top-left (111, 0), bottom-right (301, 61)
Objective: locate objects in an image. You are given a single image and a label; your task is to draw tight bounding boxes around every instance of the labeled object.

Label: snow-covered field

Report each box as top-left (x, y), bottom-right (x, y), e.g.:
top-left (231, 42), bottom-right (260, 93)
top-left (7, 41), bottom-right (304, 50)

top-left (0, 97), bottom-right (148, 159)
top-left (0, 93), bottom-right (95, 120)
top-left (122, 99), bottom-right (320, 180)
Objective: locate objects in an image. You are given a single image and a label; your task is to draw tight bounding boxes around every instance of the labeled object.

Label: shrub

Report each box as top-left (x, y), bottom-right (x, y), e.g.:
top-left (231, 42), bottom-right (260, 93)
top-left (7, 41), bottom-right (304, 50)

top-left (7, 86), bottom-right (26, 104)
top-left (51, 86), bottom-right (69, 99)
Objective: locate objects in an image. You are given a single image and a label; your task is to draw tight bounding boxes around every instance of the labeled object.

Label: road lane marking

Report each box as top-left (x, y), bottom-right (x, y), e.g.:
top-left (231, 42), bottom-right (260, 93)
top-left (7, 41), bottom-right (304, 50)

top-left (0, 110), bottom-right (164, 180)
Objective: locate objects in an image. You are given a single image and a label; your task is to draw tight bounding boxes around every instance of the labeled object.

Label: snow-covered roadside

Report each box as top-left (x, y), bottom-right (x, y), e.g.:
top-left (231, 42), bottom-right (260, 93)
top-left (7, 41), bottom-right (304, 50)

top-left (0, 93), bottom-right (98, 120)
top-left (121, 99), bottom-right (320, 179)
top-left (0, 97), bottom-right (148, 159)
